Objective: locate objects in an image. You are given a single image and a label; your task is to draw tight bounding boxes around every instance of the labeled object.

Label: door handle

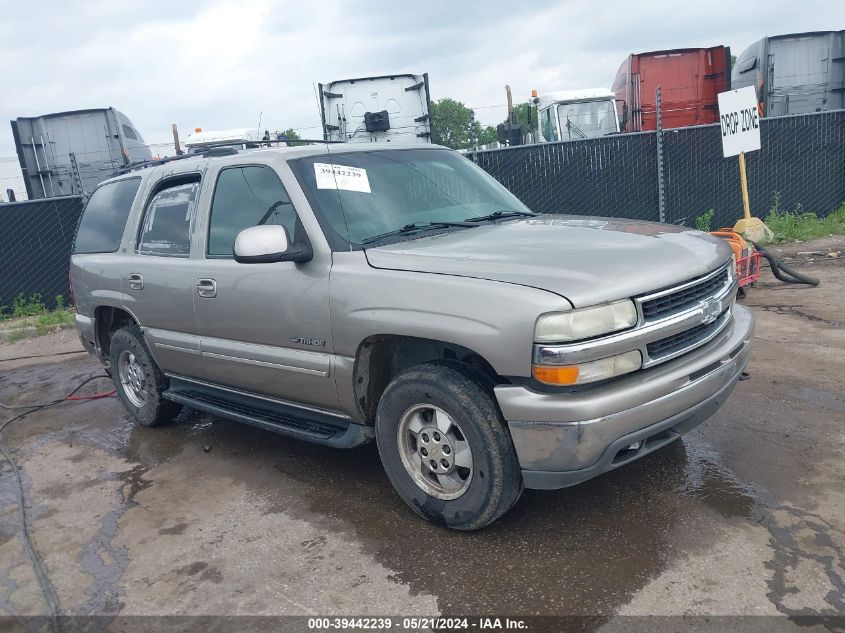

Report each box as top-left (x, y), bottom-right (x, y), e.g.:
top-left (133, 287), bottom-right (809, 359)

top-left (195, 278), bottom-right (217, 298)
top-left (128, 273), bottom-right (144, 290)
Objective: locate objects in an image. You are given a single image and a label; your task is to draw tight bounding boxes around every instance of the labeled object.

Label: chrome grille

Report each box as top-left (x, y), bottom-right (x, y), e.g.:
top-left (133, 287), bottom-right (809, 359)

top-left (532, 260), bottom-right (737, 374)
top-left (641, 267), bottom-right (730, 320)
top-left (646, 309), bottom-right (729, 359)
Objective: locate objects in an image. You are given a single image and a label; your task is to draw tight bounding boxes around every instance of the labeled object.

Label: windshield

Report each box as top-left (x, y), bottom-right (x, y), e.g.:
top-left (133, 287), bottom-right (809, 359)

top-left (290, 149), bottom-right (532, 247)
top-left (556, 100), bottom-right (617, 139)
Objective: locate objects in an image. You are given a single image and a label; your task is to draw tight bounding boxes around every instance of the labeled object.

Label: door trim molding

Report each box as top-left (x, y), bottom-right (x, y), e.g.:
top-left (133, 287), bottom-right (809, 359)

top-left (202, 351), bottom-right (329, 377)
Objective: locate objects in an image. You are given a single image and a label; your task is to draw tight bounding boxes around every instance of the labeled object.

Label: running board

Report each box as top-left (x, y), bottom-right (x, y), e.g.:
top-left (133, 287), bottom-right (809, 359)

top-left (163, 378), bottom-right (373, 448)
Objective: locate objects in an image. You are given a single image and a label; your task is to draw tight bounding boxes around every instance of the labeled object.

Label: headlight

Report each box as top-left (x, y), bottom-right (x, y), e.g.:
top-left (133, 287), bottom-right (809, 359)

top-left (534, 300), bottom-right (638, 343)
top-left (533, 350), bottom-right (642, 386)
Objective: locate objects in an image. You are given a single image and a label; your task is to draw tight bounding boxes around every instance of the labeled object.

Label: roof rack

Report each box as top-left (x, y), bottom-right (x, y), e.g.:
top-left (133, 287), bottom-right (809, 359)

top-left (112, 153), bottom-right (193, 176)
top-left (112, 138), bottom-right (344, 176)
top-left (187, 138), bottom-right (343, 149)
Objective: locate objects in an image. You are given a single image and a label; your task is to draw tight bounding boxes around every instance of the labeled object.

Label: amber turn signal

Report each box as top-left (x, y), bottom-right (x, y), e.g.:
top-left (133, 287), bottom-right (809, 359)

top-left (532, 364), bottom-right (579, 385)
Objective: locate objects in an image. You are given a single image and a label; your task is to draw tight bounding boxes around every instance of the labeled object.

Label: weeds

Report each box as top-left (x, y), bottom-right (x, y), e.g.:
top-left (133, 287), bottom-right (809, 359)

top-left (764, 200), bottom-right (845, 243)
top-left (11, 293), bottom-right (47, 318)
top-left (694, 209), bottom-right (715, 232)
top-left (0, 294), bottom-right (75, 342)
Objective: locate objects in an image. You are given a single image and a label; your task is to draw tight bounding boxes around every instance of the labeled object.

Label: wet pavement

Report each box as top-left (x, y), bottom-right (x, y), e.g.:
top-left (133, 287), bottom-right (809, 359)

top-left (0, 238), bottom-right (843, 629)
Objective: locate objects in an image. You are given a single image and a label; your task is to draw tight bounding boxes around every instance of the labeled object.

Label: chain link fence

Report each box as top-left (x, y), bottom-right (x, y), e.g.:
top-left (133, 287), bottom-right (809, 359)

top-left (468, 109), bottom-right (845, 230)
top-left (1, 111), bottom-right (842, 313)
top-left (0, 196), bottom-right (84, 313)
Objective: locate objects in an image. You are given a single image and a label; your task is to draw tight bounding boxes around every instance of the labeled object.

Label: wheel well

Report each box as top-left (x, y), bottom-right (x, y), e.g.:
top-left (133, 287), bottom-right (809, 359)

top-left (352, 335), bottom-right (502, 425)
top-left (94, 306), bottom-right (137, 357)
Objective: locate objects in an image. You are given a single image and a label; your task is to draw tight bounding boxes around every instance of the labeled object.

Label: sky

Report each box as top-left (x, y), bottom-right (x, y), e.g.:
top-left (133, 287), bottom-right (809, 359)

top-left (0, 0), bottom-right (843, 156)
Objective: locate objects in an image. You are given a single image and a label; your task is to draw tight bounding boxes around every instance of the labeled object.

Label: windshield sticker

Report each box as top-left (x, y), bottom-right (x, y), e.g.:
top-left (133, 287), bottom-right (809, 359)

top-left (314, 163), bottom-right (371, 193)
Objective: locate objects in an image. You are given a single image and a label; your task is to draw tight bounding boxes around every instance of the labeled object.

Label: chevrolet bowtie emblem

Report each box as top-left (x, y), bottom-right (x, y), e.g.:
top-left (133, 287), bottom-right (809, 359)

top-left (701, 298), bottom-right (721, 325)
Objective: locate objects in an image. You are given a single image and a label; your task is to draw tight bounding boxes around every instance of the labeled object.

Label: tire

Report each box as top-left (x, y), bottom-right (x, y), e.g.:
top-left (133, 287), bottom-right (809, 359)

top-left (109, 325), bottom-right (180, 427)
top-left (375, 362), bottom-right (523, 530)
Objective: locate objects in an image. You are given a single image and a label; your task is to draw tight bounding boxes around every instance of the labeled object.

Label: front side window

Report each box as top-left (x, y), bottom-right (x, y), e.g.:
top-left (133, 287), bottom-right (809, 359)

top-left (208, 165), bottom-right (297, 256)
top-left (737, 55), bottom-right (758, 74)
top-left (137, 181), bottom-right (200, 257)
top-left (74, 178), bottom-right (140, 254)
top-left (291, 149), bottom-right (531, 247)
top-left (540, 108), bottom-right (559, 142)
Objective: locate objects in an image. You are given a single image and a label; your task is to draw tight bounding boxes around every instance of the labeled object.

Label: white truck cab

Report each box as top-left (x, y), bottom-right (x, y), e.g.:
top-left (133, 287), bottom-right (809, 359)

top-left (319, 73), bottom-right (433, 144)
top-left (536, 88), bottom-right (620, 142)
top-left (184, 128), bottom-right (266, 151)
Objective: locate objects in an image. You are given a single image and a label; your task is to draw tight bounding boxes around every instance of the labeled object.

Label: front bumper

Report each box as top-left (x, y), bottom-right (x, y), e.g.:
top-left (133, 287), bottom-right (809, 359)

top-left (495, 304), bottom-right (755, 489)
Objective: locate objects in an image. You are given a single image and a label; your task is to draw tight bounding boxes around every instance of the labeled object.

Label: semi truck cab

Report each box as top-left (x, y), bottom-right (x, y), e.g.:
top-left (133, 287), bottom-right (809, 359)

top-left (535, 88), bottom-right (621, 142)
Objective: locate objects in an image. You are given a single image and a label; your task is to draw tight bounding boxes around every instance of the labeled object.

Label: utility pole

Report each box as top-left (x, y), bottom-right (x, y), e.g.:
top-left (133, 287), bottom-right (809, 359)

top-left (172, 124), bottom-right (183, 156)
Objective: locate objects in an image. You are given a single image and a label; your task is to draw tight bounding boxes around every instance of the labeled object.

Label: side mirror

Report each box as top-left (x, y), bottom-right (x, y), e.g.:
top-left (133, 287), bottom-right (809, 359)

top-left (233, 225), bottom-right (312, 264)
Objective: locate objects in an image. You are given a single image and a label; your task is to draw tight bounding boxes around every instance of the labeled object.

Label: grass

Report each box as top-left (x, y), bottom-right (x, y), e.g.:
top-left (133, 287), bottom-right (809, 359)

top-left (762, 198), bottom-right (845, 244)
top-left (0, 294), bottom-right (75, 342)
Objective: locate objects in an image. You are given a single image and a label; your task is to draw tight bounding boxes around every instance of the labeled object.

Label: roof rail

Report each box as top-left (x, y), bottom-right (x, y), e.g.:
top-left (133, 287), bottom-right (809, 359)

top-left (111, 138), bottom-right (344, 177)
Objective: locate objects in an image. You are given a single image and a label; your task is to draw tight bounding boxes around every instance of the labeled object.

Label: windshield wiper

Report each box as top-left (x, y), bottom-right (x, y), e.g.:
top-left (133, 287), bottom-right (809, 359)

top-left (464, 210), bottom-right (536, 223)
top-left (361, 221), bottom-right (476, 244)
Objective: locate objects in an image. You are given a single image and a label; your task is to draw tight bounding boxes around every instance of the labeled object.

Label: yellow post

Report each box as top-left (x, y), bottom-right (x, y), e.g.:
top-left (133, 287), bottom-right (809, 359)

top-left (732, 150), bottom-right (773, 241)
top-left (738, 151), bottom-right (751, 222)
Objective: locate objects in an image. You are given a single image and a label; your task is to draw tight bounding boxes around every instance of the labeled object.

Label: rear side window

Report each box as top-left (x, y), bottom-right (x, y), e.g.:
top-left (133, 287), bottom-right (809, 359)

top-left (207, 165), bottom-right (297, 256)
top-left (74, 178), bottom-right (141, 254)
top-left (137, 181), bottom-right (200, 257)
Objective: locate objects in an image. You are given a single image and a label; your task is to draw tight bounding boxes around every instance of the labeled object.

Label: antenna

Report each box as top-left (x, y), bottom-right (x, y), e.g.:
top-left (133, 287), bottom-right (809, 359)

top-left (312, 83), bottom-right (323, 117)
top-left (312, 82), bottom-right (327, 141)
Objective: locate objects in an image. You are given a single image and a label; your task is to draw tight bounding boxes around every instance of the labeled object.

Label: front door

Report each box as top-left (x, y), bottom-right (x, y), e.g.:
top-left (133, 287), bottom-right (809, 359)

top-left (190, 163), bottom-right (340, 411)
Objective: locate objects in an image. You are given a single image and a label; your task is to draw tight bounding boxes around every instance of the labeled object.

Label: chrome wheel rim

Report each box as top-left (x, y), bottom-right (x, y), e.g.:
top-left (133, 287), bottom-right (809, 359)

top-left (118, 349), bottom-right (147, 408)
top-left (397, 404), bottom-right (473, 500)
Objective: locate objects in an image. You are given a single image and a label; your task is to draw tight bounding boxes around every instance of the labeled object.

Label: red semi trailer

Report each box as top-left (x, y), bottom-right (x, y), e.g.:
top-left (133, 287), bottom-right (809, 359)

top-left (612, 46), bottom-right (732, 132)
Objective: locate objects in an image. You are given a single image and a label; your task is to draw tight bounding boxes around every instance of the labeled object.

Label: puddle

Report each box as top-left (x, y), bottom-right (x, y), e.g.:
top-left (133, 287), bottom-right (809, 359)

top-left (677, 437), bottom-right (758, 519)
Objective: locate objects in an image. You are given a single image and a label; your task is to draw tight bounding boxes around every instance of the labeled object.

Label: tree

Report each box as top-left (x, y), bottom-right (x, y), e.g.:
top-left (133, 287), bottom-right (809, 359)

top-left (476, 125), bottom-right (497, 146)
top-left (431, 98), bottom-right (477, 149)
top-left (511, 102), bottom-right (537, 135)
top-left (279, 128), bottom-right (305, 146)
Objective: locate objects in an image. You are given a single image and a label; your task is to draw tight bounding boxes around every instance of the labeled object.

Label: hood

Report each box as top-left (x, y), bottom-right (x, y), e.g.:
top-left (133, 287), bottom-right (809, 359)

top-left (364, 216), bottom-right (732, 308)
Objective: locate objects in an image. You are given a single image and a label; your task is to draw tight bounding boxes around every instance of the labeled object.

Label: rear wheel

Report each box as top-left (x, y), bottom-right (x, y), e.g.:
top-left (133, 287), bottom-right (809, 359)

top-left (109, 325), bottom-right (180, 427)
top-left (375, 363), bottom-right (523, 530)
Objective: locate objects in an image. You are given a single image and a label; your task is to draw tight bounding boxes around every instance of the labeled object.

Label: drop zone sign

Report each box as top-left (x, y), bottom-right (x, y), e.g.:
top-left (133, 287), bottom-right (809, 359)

top-left (717, 86), bottom-right (761, 157)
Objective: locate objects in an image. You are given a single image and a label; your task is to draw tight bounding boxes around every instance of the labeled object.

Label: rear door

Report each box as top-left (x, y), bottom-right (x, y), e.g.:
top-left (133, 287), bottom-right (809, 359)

top-left (189, 160), bottom-right (340, 411)
top-left (121, 174), bottom-right (204, 378)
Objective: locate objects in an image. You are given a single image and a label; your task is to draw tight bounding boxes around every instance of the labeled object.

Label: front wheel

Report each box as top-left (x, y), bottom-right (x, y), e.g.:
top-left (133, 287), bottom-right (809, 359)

top-left (375, 363), bottom-right (523, 530)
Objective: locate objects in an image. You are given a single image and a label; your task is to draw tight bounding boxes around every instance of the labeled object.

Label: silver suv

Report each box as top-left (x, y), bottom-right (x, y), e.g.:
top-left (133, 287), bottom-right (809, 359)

top-left (70, 143), bottom-right (754, 530)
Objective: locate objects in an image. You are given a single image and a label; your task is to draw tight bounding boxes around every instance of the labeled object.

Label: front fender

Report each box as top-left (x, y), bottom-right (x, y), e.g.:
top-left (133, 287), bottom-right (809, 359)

top-left (330, 252), bottom-right (571, 378)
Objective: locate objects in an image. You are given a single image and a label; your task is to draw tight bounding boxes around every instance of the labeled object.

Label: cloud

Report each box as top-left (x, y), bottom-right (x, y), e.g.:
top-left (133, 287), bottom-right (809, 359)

top-left (0, 0), bottom-right (842, 154)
